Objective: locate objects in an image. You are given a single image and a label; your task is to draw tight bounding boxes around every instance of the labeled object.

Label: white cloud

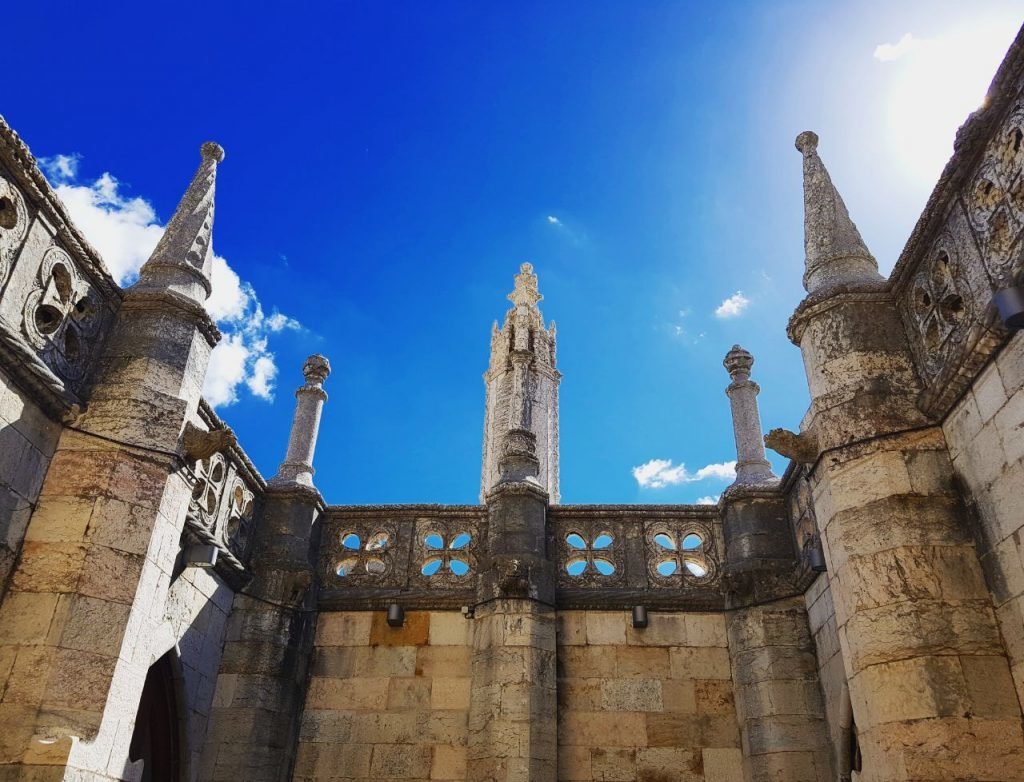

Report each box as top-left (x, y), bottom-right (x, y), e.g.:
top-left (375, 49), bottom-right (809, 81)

top-left (873, 33), bottom-right (925, 63)
top-left (631, 459), bottom-right (736, 489)
top-left (714, 291), bottom-right (750, 319)
top-left (546, 215), bottom-right (562, 226)
top-left (695, 495), bottom-right (719, 506)
top-left (43, 155), bottom-right (300, 408)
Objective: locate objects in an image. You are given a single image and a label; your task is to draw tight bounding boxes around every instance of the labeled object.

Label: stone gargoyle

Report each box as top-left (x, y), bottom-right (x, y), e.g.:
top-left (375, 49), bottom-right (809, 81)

top-left (764, 427), bottom-right (819, 464)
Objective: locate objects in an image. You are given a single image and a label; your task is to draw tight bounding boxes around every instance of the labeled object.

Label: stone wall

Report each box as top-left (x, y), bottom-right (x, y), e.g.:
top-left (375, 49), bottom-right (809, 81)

top-left (0, 366), bottom-right (60, 593)
top-left (294, 610), bottom-right (472, 781)
top-left (555, 610), bottom-right (742, 782)
top-left (943, 330), bottom-right (1024, 705)
top-left (804, 575), bottom-right (850, 778)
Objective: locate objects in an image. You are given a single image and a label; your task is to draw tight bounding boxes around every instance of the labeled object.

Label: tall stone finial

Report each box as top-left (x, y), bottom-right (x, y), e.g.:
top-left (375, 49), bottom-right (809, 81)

top-left (508, 262), bottom-right (543, 309)
top-left (482, 263), bottom-right (560, 503)
top-left (270, 354), bottom-right (331, 488)
top-left (724, 345), bottom-right (776, 484)
top-left (796, 131), bottom-right (882, 295)
top-left (135, 141), bottom-right (225, 303)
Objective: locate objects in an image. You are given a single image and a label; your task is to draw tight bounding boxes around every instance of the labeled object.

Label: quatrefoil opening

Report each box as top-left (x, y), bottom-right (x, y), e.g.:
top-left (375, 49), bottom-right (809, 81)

top-left (653, 531), bottom-right (708, 578)
top-left (565, 531), bottom-right (615, 577)
top-left (336, 531), bottom-right (390, 577)
top-left (421, 531), bottom-right (472, 577)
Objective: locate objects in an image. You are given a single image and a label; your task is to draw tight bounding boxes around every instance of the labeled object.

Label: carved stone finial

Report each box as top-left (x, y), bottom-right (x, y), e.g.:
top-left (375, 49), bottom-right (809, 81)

top-left (201, 141), bottom-right (225, 163)
top-left (794, 130), bottom-right (818, 154)
top-left (723, 344), bottom-right (754, 381)
top-left (764, 428), bottom-right (819, 464)
top-left (508, 262), bottom-right (543, 309)
top-left (302, 354), bottom-right (330, 386)
top-left (796, 131), bottom-right (882, 295)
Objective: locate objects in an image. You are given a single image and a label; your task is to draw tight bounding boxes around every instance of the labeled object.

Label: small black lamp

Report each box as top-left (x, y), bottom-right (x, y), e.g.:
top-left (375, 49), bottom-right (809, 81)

top-left (631, 605), bottom-right (648, 629)
top-left (387, 603), bottom-right (405, 628)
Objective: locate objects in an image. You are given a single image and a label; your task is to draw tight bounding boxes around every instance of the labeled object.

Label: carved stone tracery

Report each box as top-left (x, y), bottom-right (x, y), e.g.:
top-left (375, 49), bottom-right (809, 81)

top-left (966, 104), bottom-right (1024, 283)
top-left (22, 246), bottom-right (102, 383)
top-left (0, 173), bottom-right (28, 280)
top-left (908, 234), bottom-right (973, 378)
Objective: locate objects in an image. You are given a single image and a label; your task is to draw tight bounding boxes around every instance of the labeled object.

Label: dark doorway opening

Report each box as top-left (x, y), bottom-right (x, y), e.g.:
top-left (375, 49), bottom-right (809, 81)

top-left (128, 651), bottom-right (181, 782)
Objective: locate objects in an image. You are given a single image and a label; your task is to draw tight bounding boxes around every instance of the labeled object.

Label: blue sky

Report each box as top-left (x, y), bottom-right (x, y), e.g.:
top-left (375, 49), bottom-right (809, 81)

top-left (6, 1), bottom-right (1021, 504)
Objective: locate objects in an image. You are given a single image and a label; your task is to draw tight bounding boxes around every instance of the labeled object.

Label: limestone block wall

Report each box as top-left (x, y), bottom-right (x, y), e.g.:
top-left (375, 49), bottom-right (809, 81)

top-left (0, 366), bottom-right (60, 593)
top-left (555, 610), bottom-right (743, 782)
top-left (164, 566), bottom-right (235, 781)
top-left (943, 330), bottom-right (1024, 704)
top-left (804, 574), bottom-right (850, 777)
top-left (294, 610), bottom-right (472, 781)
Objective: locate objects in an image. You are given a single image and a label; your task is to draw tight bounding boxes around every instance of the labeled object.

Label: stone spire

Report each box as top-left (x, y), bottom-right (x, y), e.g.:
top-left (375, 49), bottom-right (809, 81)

top-left (135, 141), bottom-right (224, 303)
top-left (270, 354), bottom-right (331, 488)
top-left (795, 131), bottom-right (882, 295)
top-left (723, 345), bottom-right (776, 484)
top-left (481, 263), bottom-right (560, 502)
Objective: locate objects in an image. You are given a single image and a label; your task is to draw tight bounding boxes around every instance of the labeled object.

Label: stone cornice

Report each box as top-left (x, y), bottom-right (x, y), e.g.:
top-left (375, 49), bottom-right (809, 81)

top-left (120, 289), bottom-right (222, 346)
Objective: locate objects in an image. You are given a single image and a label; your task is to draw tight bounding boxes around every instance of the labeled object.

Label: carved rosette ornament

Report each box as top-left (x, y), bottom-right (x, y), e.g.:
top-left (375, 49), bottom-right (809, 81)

top-left (967, 104), bottom-right (1024, 283)
top-left (0, 173), bottom-right (28, 281)
top-left (21, 246), bottom-right (102, 383)
top-left (908, 234), bottom-right (972, 377)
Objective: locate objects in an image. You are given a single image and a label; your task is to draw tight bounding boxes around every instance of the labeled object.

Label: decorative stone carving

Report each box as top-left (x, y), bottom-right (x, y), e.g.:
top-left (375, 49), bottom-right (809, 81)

top-left (645, 520), bottom-right (717, 584)
top-left (0, 173), bottom-right (28, 280)
top-left (907, 235), bottom-right (972, 377)
top-left (334, 526), bottom-right (396, 579)
top-left (966, 104), bottom-right (1024, 284)
top-left (182, 421), bottom-right (237, 461)
top-left (223, 477), bottom-right (256, 556)
top-left (189, 452), bottom-right (228, 527)
top-left (21, 246), bottom-right (102, 383)
top-left (412, 521), bottom-right (476, 587)
top-left (558, 528), bottom-right (621, 586)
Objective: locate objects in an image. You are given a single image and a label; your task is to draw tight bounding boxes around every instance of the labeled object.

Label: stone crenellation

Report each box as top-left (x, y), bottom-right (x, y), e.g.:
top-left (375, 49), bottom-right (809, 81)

top-left (0, 22), bottom-right (1023, 782)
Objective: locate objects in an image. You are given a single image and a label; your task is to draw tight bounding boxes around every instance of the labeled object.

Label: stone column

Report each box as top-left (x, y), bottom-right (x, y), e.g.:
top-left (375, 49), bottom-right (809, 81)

top-left (270, 354), bottom-right (330, 488)
top-left (724, 345), bottom-right (775, 485)
top-left (468, 429), bottom-right (557, 781)
top-left (200, 356), bottom-right (330, 782)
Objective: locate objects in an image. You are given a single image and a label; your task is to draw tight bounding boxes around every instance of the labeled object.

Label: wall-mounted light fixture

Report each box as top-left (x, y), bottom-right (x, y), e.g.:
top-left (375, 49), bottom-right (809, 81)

top-left (631, 605), bottom-right (648, 629)
top-left (387, 603), bottom-right (405, 628)
top-left (184, 544), bottom-right (218, 568)
top-left (807, 538), bottom-right (827, 573)
top-left (994, 286), bottom-right (1024, 330)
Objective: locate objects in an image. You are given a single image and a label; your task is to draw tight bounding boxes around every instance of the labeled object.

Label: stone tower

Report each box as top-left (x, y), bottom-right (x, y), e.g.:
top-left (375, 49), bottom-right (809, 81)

top-left (480, 262), bottom-right (560, 502)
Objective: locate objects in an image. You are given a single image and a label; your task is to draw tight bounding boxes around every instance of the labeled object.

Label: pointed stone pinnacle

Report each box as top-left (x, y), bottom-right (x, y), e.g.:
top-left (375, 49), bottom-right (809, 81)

top-left (136, 141), bottom-right (223, 302)
top-left (796, 131), bottom-right (882, 295)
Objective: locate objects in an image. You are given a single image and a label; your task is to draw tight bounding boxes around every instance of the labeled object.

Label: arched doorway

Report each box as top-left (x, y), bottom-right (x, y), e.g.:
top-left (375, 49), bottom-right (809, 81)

top-left (128, 651), bottom-right (181, 782)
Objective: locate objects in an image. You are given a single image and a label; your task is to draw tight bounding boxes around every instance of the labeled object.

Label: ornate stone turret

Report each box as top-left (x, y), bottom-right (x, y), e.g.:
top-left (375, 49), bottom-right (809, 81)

top-left (0, 143), bottom-right (230, 762)
top-left (723, 345), bottom-right (775, 484)
top-left (481, 262), bottom-right (560, 502)
top-left (134, 141), bottom-right (223, 303)
top-left (796, 131), bottom-right (882, 295)
top-left (270, 354), bottom-right (331, 488)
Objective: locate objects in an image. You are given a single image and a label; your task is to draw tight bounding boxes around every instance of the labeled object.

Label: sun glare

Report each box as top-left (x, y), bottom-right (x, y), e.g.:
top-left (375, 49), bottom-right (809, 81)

top-left (880, 15), bottom-right (1020, 183)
